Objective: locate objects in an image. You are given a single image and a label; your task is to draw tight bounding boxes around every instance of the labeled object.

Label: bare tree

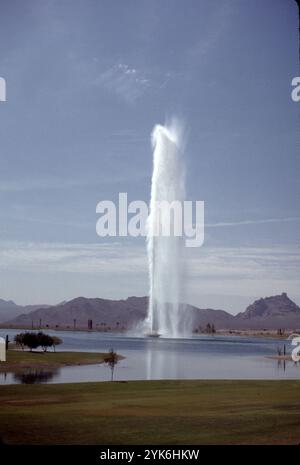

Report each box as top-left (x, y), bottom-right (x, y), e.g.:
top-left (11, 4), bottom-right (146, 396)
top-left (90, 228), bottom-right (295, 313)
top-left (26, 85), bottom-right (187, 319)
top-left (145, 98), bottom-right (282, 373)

top-left (104, 348), bottom-right (119, 381)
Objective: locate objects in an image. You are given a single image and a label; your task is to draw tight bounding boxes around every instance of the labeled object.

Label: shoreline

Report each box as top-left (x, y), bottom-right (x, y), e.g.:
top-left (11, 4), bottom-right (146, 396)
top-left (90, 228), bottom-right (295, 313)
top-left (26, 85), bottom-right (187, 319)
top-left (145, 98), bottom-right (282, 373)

top-left (266, 355), bottom-right (296, 361)
top-left (217, 330), bottom-right (292, 340)
top-left (0, 325), bottom-right (297, 340)
top-left (0, 350), bottom-right (125, 374)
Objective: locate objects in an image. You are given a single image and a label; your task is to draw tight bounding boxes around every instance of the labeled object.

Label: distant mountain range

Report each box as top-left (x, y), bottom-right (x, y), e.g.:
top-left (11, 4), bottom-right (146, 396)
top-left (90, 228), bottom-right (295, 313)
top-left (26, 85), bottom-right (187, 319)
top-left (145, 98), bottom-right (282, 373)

top-left (1, 292), bottom-right (300, 331)
top-left (0, 296), bottom-right (148, 329)
top-left (0, 299), bottom-right (50, 323)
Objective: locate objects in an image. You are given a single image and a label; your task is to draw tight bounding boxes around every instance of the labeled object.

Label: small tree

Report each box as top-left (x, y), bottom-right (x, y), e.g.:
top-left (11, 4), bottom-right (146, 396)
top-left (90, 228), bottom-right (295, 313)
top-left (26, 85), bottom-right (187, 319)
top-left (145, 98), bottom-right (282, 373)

top-left (51, 336), bottom-right (62, 352)
top-left (206, 323), bottom-right (211, 334)
top-left (104, 348), bottom-right (118, 381)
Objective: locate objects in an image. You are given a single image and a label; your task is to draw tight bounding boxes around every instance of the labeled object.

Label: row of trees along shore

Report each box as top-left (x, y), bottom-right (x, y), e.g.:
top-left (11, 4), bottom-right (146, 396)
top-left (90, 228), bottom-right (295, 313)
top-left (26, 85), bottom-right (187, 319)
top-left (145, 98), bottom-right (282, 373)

top-left (14, 332), bottom-right (62, 352)
top-left (194, 323), bottom-right (216, 334)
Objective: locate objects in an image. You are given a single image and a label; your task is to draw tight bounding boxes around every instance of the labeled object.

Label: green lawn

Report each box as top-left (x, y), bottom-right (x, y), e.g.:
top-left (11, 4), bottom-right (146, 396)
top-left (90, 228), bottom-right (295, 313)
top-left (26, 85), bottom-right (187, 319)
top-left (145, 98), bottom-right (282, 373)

top-left (0, 350), bottom-right (114, 373)
top-left (0, 380), bottom-right (300, 444)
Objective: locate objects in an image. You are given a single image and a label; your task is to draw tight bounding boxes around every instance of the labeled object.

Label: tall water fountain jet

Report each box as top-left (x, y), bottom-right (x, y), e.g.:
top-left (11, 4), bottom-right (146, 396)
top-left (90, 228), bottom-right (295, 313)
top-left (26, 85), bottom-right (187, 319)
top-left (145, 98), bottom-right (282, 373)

top-left (146, 121), bottom-right (186, 338)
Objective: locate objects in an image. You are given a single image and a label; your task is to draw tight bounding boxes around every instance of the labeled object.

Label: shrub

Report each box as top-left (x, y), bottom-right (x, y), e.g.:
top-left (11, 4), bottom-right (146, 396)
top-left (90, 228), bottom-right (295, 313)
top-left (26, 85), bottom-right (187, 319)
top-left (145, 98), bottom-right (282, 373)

top-left (14, 333), bottom-right (26, 351)
top-left (37, 332), bottom-right (53, 352)
top-left (14, 332), bottom-right (63, 352)
top-left (22, 332), bottom-right (40, 352)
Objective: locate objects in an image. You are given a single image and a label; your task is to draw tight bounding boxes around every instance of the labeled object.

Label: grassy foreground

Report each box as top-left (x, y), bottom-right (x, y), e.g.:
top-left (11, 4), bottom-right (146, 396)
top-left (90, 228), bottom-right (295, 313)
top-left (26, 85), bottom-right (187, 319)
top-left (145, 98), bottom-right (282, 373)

top-left (0, 350), bottom-right (114, 373)
top-left (0, 380), bottom-right (300, 444)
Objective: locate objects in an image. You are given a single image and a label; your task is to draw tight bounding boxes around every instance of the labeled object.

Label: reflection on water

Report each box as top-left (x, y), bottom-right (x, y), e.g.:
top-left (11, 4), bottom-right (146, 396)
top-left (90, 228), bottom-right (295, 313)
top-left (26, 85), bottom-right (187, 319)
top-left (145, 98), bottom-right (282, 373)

top-left (146, 341), bottom-right (181, 380)
top-left (276, 358), bottom-right (300, 373)
top-left (277, 359), bottom-right (286, 372)
top-left (13, 368), bottom-right (60, 384)
top-left (0, 329), bottom-right (300, 385)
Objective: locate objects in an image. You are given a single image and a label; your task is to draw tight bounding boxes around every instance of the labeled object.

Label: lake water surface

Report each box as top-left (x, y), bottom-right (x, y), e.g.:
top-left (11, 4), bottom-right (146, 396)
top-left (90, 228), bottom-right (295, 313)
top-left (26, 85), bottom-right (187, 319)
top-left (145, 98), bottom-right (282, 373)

top-left (0, 329), bottom-right (299, 384)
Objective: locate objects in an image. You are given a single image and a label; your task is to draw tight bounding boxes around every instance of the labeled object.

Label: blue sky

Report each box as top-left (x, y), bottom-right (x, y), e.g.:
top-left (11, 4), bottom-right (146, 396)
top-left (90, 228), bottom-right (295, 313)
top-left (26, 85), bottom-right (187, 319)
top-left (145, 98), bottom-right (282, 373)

top-left (0, 0), bottom-right (299, 313)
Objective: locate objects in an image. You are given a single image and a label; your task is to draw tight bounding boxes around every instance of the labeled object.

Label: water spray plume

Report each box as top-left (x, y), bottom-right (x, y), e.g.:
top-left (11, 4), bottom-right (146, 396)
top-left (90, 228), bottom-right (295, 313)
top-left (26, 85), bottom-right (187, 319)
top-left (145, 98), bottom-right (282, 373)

top-left (146, 120), bottom-right (186, 338)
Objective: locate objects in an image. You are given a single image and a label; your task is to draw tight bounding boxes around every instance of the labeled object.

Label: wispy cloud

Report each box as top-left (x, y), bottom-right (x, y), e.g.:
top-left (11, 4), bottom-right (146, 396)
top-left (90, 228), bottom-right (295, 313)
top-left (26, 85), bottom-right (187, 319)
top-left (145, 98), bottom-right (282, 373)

top-left (107, 128), bottom-right (148, 143)
top-left (0, 240), bottom-right (299, 281)
top-left (97, 63), bottom-right (150, 104)
top-left (0, 240), bottom-right (299, 309)
top-left (187, 1), bottom-right (233, 63)
top-left (206, 217), bottom-right (300, 228)
top-left (0, 169), bottom-right (148, 193)
top-left (0, 177), bottom-right (89, 193)
top-left (186, 246), bottom-right (300, 281)
top-left (0, 240), bottom-right (146, 274)
top-left (185, 245), bottom-right (300, 309)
